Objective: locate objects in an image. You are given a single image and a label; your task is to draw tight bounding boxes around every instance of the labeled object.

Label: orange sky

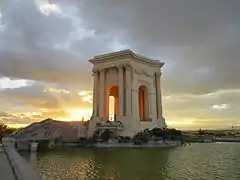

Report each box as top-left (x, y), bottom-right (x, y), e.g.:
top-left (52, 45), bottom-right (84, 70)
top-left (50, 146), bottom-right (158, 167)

top-left (0, 0), bottom-right (239, 130)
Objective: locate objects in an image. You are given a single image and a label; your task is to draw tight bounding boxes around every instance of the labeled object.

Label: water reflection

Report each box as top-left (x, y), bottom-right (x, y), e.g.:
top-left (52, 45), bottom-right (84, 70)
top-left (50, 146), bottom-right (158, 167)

top-left (21, 148), bottom-right (170, 180)
top-left (89, 149), bottom-right (170, 180)
top-left (20, 143), bottom-right (240, 180)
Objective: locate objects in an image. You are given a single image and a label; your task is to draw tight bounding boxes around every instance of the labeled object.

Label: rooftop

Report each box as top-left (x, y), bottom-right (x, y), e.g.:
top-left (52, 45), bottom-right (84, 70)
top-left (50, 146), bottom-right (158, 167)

top-left (89, 49), bottom-right (164, 67)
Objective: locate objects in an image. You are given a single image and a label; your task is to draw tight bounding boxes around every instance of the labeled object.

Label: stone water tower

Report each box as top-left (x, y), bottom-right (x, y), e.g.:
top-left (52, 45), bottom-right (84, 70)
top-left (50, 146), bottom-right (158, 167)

top-left (88, 50), bottom-right (166, 137)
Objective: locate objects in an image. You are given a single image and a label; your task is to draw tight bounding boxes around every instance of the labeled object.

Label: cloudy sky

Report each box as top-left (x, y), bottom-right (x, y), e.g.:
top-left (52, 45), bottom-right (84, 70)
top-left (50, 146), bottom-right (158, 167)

top-left (0, 0), bottom-right (239, 130)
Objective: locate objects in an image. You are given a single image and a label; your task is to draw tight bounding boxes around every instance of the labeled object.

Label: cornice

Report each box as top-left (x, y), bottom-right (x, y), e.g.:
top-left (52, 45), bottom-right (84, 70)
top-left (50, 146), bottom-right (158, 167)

top-left (89, 49), bottom-right (164, 68)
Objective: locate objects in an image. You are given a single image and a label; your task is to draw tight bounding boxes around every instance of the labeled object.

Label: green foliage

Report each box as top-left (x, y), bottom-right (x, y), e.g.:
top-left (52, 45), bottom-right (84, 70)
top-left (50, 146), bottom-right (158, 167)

top-left (132, 128), bottom-right (183, 144)
top-left (151, 128), bottom-right (164, 137)
top-left (0, 123), bottom-right (18, 140)
top-left (91, 129), bottom-right (115, 143)
top-left (133, 131), bottom-right (150, 145)
top-left (99, 129), bottom-right (114, 142)
top-left (117, 136), bottom-right (131, 143)
top-left (88, 127), bottom-right (183, 145)
top-left (198, 129), bottom-right (205, 135)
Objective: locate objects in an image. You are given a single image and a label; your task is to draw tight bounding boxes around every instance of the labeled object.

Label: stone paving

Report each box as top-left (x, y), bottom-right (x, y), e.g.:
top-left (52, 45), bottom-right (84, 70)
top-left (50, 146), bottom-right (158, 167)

top-left (0, 144), bottom-right (16, 180)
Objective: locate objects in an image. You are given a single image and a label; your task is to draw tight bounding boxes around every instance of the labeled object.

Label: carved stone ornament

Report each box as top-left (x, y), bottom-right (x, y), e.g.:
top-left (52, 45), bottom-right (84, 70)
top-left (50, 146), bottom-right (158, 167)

top-left (134, 68), bottom-right (142, 75)
top-left (134, 68), bottom-right (152, 77)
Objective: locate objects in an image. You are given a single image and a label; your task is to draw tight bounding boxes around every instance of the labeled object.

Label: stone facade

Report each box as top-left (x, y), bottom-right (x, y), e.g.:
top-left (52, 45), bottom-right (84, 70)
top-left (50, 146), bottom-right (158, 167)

top-left (88, 49), bottom-right (167, 137)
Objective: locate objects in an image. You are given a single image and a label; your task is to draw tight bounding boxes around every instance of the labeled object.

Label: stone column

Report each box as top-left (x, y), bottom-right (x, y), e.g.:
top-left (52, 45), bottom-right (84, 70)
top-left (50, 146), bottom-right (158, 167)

top-left (125, 65), bottom-right (132, 116)
top-left (99, 69), bottom-right (105, 119)
top-left (132, 71), bottom-right (139, 117)
top-left (92, 69), bottom-right (98, 117)
top-left (118, 65), bottom-right (124, 116)
top-left (156, 72), bottom-right (163, 118)
top-left (150, 74), bottom-right (157, 120)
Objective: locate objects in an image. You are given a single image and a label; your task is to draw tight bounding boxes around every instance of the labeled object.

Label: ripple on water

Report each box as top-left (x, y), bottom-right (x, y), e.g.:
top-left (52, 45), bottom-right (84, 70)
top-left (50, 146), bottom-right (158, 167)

top-left (20, 143), bottom-right (240, 180)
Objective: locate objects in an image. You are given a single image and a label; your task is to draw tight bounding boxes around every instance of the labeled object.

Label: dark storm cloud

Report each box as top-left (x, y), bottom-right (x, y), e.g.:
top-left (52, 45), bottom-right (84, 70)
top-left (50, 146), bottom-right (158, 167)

top-left (0, 0), bottom-right (239, 94)
top-left (0, 47), bottom-right (92, 89)
top-left (0, 0), bottom-right (72, 46)
top-left (0, 0), bottom-right (105, 89)
top-left (77, 0), bottom-right (240, 94)
top-left (0, 82), bottom-right (60, 109)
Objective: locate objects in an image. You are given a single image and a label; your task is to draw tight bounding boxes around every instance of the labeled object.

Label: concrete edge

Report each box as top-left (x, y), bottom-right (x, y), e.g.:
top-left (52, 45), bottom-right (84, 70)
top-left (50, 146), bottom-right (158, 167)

top-left (3, 146), bottom-right (42, 180)
top-left (3, 147), bottom-right (19, 180)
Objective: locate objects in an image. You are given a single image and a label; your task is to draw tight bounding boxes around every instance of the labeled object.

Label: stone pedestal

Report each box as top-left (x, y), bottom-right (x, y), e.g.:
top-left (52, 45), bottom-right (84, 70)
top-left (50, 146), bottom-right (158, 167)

top-left (30, 142), bottom-right (38, 152)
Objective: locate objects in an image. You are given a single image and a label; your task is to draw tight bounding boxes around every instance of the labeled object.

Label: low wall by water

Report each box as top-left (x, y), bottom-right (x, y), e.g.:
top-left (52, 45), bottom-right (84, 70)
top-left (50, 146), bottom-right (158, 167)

top-left (2, 137), bottom-right (42, 180)
top-left (95, 141), bottom-right (180, 148)
top-left (216, 137), bottom-right (240, 142)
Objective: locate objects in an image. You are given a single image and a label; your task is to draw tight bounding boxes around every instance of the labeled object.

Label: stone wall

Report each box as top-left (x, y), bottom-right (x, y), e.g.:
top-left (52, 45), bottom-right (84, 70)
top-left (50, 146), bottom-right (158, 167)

top-left (3, 137), bottom-right (42, 180)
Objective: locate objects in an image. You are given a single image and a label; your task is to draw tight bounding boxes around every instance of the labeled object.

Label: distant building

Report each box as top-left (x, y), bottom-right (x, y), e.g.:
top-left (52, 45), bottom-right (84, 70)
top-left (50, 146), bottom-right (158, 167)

top-left (12, 119), bottom-right (87, 150)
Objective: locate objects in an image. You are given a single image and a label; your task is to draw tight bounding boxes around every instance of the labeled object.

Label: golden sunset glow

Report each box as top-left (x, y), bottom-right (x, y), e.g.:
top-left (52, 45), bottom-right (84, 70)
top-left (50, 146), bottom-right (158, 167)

top-left (64, 108), bottom-right (92, 121)
top-left (109, 96), bottom-right (115, 121)
top-left (0, 0), bottom-right (239, 130)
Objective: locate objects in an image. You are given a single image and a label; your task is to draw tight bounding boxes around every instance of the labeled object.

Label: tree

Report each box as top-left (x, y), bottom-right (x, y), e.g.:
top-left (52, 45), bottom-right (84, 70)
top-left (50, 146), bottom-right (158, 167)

top-left (198, 129), bottom-right (205, 135)
top-left (0, 123), bottom-right (18, 140)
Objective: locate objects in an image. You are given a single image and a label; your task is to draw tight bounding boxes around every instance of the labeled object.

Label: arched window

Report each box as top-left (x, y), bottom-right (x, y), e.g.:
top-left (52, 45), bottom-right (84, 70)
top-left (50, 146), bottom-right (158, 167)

top-left (108, 85), bottom-right (118, 121)
top-left (138, 85), bottom-right (149, 121)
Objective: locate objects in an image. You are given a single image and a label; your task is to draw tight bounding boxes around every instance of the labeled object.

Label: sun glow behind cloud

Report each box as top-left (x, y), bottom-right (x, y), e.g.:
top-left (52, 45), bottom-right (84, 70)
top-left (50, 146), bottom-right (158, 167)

top-left (37, 1), bottom-right (61, 16)
top-left (0, 0), bottom-right (239, 131)
top-left (0, 12), bottom-right (6, 33)
top-left (212, 104), bottom-right (228, 110)
top-left (78, 90), bottom-right (93, 104)
top-left (0, 78), bottom-right (30, 89)
top-left (63, 109), bottom-right (92, 121)
top-left (44, 87), bottom-right (70, 94)
top-left (42, 88), bottom-right (93, 121)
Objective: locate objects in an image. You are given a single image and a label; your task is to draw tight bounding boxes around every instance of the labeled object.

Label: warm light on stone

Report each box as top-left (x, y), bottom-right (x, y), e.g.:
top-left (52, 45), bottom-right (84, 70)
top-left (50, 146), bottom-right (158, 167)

top-left (88, 49), bottom-right (167, 137)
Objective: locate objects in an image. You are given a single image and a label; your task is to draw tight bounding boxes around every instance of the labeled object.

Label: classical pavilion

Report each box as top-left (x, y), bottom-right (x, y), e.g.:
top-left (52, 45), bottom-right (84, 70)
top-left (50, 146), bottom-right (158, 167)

top-left (87, 49), bottom-right (166, 137)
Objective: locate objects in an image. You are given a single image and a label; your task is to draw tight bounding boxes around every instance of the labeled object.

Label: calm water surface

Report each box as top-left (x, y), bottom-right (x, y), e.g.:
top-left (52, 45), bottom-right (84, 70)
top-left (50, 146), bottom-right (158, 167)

top-left (21, 143), bottom-right (240, 180)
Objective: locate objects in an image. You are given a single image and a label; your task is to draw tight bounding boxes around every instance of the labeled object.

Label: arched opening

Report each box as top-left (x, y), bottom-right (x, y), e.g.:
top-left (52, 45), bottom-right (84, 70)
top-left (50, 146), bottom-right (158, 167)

top-left (108, 85), bottom-right (118, 121)
top-left (138, 85), bottom-right (149, 121)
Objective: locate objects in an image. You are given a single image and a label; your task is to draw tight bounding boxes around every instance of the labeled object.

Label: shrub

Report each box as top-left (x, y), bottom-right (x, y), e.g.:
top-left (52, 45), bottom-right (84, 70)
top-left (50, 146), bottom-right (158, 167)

top-left (151, 128), bottom-right (164, 137)
top-left (100, 129), bottom-right (114, 142)
top-left (117, 136), bottom-right (131, 143)
top-left (133, 131), bottom-right (149, 145)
